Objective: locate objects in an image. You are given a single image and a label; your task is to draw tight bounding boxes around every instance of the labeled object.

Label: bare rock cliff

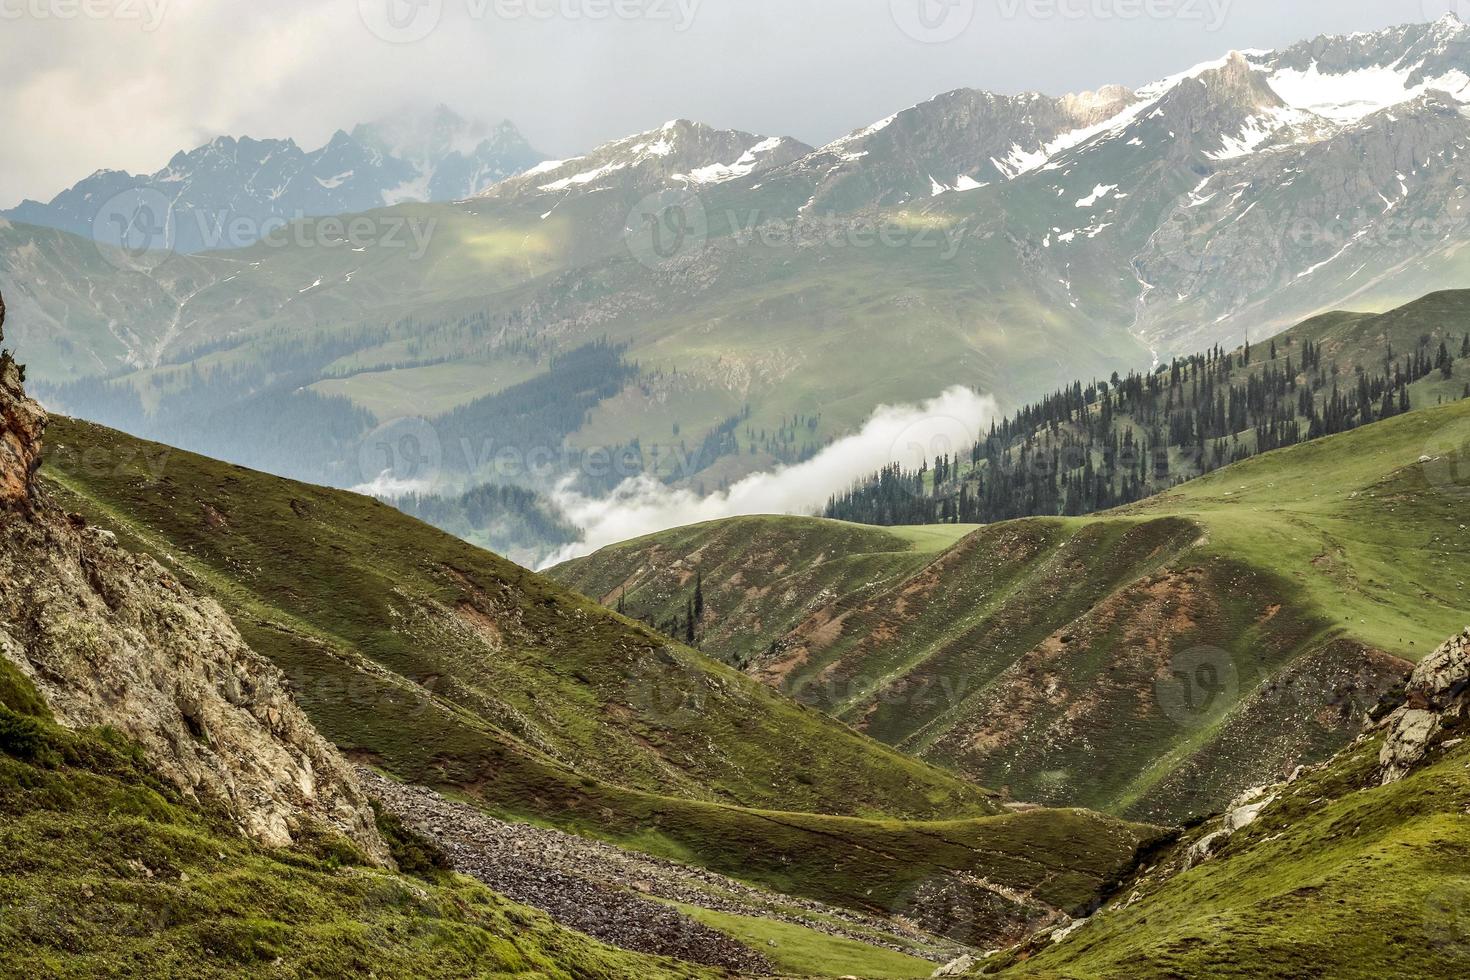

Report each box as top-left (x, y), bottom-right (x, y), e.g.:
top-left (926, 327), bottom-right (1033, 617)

top-left (0, 289), bottom-right (388, 863)
top-left (0, 293), bottom-right (45, 506)
top-left (1379, 627), bottom-right (1470, 784)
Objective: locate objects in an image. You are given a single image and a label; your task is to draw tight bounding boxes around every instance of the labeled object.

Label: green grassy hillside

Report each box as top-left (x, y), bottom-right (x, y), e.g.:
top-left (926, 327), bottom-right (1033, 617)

top-left (981, 723), bottom-right (1470, 978)
top-left (552, 398), bottom-right (1470, 824)
top-left (0, 657), bottom-right (707, 979)
top-left (37, 416), bottom-right (1156, 931)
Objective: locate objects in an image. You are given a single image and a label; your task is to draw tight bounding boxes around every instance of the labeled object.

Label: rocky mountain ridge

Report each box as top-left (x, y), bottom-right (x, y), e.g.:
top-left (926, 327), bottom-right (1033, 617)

top-left (479, 118), bottom-right (813, 205)
top-left (5, 107), bottom-right (546, 253)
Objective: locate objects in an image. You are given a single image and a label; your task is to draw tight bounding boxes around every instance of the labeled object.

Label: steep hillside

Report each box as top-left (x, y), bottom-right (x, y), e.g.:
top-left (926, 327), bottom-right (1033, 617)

top-left (975, 628), bottom-right (1470, 979)
top-left (0, 290), bottom-right (709, 977)
top-left (552, 396), bottom-right (1470, 824)
top-left (37, 414), bottom-right (1159, 937)
top-left (0, 655), bottom-right (710, 979)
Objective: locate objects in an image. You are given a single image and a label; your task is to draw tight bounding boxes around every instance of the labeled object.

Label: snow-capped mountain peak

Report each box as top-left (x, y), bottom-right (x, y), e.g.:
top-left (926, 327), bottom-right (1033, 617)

top-left (479, 120), bottom-right (812, 202)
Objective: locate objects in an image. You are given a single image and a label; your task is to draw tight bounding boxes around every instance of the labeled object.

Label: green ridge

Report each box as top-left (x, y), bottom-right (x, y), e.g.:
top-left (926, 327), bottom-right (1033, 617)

top-left (551, 398), bottom-right (1470, 823)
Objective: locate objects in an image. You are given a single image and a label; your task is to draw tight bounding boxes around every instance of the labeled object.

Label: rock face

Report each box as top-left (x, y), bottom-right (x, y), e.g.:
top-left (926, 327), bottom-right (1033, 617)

top-left (0, 294), bottom-right (46, 506)
top-left (0, 289), bottom-right (388, 863)
top-left (1380, 627), bottom-right (1470, 784)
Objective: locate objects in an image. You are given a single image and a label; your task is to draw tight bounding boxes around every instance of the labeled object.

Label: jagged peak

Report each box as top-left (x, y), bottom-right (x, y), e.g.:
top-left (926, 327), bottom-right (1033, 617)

top-left (1431, 10), bottom-right (1465, 33)
top-left (1192, 51), bottom-right (1286, 110)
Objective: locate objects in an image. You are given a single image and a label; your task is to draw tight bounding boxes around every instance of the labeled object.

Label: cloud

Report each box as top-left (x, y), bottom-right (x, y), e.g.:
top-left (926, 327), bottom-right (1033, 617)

top-left (540, 385), bottom-right (996, 568)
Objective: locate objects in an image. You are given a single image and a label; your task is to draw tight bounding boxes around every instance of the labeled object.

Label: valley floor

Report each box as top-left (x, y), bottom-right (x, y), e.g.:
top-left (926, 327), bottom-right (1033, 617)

top-left (362, 768), bottom-right (957, 978)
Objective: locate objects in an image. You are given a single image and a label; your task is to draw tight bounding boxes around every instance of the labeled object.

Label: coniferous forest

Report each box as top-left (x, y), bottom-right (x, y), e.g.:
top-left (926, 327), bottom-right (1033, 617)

top-left (826, 329), bottom-right (1470, 527)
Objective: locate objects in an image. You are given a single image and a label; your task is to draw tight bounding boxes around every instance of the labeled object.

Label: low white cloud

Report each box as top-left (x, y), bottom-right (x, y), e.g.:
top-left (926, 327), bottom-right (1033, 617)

top-left (351, 472), bottom-right (436, 499)
top-left (540, 385), bottom-right (996, 568)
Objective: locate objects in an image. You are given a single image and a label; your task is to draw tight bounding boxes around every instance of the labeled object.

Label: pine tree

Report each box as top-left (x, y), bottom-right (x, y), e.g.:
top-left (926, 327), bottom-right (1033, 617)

top-left (693, 571), bottom-right (704, 621)
top-left (684, 599), bottom-right (695, 645)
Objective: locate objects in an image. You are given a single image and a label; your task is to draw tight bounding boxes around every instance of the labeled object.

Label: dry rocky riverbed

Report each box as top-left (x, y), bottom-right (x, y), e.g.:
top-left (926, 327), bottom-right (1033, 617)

top-left (361, 768), bottom-right (966, 973)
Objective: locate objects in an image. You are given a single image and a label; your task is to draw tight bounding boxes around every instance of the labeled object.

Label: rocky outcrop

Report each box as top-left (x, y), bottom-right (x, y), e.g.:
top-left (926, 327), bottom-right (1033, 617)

top-left (0, 288), bottom-right (388, 863)
top-left (0, 293), bottom-right (46, 506)
top-left (1380, 627), bottom-right (1470, 784)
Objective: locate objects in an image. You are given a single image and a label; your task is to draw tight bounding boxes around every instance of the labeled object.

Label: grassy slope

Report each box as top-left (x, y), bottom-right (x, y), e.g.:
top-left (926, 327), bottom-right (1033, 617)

top-left (0, 659), bottom-right (707, 980)
top-left (556, 516), bottom-right (979, 668)
top-left (37, 416), bottom-right (1156, 928)
top-left (551, 399), bottom-right (1470, 824)
top-left (673, 903), bottom-right (936, 979)
top-left (982, 729), bottom-right (1470, 978)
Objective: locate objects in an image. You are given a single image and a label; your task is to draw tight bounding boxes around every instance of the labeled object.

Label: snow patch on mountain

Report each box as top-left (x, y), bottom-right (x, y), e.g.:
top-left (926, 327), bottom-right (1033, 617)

top-left (1209, 106), bottom-right (1315, 160)
top-left (1076, 184), bottom-right (1118, 207)
top-left (680, 137), bottom-right (792, 184)
top-left (1268, 61), bottom-right (1470, 123)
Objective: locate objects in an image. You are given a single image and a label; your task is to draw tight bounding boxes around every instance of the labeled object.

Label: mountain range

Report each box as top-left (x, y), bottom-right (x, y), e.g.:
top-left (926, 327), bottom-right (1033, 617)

top-left (8, 15), bottom-right (1470, 563)
top-left (4, 106), bottom-right (546, 254)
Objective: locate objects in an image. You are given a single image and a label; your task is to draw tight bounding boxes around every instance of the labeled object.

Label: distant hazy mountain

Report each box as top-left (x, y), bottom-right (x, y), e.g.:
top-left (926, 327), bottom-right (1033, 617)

top-left (4, 106), bottom-right (545, 253)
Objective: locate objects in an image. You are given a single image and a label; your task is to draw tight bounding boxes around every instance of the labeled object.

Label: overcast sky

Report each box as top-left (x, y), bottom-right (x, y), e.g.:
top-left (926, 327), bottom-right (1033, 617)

top-left (0, 0), bottom-right (1456, 206)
